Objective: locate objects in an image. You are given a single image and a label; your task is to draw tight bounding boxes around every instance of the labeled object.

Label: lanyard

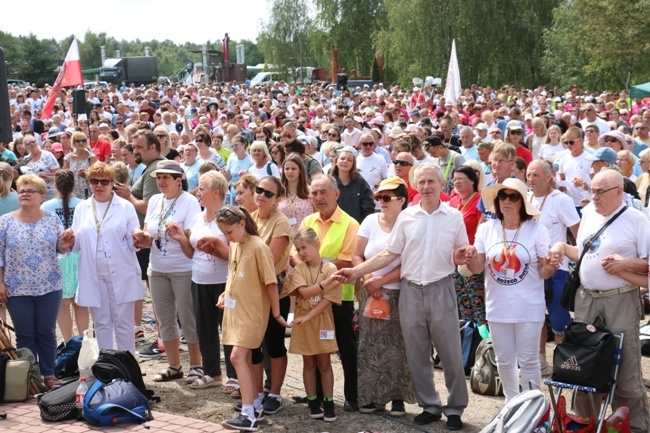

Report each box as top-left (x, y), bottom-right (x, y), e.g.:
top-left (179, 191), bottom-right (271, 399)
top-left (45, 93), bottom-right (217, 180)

top-left (92, 193), bottom-right (114, 235)
top-left (307, 259), bottom-right (324, 286)
top-left (501, 221), bottom-right (522, 256)
top-left (158, 190), bottom-right (182, 234)
top-left (227, 236), bottom-right (248, 294)
top-left (529, 189), bottom-right (551, 212)
top-left (444, 152), bottom-right (456, 180)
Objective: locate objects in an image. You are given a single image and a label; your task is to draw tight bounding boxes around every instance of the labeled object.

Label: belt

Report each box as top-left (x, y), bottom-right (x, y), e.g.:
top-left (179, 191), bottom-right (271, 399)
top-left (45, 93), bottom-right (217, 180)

top-left (406, 275), bottom-right (452, 288)
top-left (583, 284), bottom-right (638, 298)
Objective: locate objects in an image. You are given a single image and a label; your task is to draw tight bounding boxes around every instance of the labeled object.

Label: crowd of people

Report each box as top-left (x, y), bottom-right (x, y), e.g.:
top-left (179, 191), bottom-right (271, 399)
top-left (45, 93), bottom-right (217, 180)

top-left (1, 79), bottom-right (650, 432)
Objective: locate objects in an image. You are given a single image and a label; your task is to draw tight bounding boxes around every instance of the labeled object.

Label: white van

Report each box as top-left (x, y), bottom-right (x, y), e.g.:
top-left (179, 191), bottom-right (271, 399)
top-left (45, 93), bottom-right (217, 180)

top-left (250, 72), bottom-right (280, 87)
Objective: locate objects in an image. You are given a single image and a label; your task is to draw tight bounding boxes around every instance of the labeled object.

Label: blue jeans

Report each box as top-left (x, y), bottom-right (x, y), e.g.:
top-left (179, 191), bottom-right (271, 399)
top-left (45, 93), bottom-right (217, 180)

top-left (544, 270), bottom-right (572, 334)
top-left (7, 290), bottom-right (62, 377)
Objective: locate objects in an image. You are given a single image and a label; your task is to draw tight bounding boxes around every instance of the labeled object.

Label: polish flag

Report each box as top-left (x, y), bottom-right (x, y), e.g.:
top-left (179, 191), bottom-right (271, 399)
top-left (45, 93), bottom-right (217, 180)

top-left (42, 38), bottom-right (83, 119)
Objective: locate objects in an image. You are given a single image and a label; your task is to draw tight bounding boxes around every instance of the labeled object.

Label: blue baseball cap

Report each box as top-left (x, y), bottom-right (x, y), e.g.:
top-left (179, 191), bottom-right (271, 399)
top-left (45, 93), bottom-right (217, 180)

top-left (584, 147), bottom-right (617, 164)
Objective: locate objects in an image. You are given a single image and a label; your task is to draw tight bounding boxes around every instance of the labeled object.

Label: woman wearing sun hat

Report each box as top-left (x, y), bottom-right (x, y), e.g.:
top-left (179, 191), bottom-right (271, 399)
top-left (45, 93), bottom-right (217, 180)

top-left (132, 159), bottom-right (202, 383)
top-left (457, 178), bottom-right (557, 402)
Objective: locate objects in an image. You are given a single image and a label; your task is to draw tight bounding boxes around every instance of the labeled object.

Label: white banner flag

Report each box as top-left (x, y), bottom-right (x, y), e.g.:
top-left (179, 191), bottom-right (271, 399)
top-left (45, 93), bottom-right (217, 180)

top-left (443, 39), bottom-right (462, 104)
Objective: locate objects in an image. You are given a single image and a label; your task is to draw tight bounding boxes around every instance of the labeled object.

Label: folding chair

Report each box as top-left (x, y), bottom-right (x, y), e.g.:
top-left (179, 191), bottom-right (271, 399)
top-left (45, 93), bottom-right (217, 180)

top-left (544, 332), bottom-right (624, 433)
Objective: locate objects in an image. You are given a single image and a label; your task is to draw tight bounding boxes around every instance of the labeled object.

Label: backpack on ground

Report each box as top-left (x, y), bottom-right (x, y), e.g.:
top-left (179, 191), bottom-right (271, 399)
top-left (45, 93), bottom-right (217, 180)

top-left (470, 338), bottom-right (504, 396)
top-left (91, 349), bottom-right (157, 402)
top-left (82, 378), bottom-right (152, 426)
top-left (478, 389), bottom-right (549, 433)
top-left (0, 351), bottom-right (31, 402)
top-left (55, 335), bottom-right (83, 379)
top-left (37, 379), bottom-right (80, 421)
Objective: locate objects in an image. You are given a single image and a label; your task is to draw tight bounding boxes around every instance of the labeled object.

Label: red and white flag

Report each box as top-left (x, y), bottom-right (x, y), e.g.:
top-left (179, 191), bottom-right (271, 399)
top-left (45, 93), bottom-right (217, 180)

top-left (42, 38), bottom-right (83, 119)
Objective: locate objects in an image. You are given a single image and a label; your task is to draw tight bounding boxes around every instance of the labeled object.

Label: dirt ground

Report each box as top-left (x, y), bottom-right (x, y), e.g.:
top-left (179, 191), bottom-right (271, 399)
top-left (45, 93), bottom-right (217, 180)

top-left (131, 298), bottom-right (650, 433)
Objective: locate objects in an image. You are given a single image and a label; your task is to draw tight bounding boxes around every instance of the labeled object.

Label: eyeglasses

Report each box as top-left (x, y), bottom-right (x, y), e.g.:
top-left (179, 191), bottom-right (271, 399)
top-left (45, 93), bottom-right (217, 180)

top-left (491, 159), bottom-right (513, 165)
top-left (374, 195), bottom-right (401, 203)
top-left (271, 150), bottom-right (281, 155)
top-left (74, 138), bottom-right (87, 144)
top-left (497, 190), bottom-right (522, 202)
top-left (254, 186), bottom-right (276, 198)
top-left (591, 186), bottom-right (618, 197)
top-left (634, 126), bottom-right (648, 130)
top-left (17, 189), bottom-right (40, 196)
top-left (563, 140), bottom-right (577, 145)
top-left (24, 140), bottom-right (38, 146)
top-left (392, 160), bottom-right (413, 167)
top-left (89, 178), bottom-right (111, 186)
top-left (452, 176), bottom-right (469, 183)
top-left (603, 137), bottom-right (620, 143)
top-left (361, 142), bottom-right (374, 146)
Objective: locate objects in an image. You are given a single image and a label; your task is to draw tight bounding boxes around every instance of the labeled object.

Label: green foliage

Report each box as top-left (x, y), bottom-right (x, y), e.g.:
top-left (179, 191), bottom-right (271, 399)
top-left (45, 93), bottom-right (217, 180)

top-left (371, 55), bottom-right (380, 83)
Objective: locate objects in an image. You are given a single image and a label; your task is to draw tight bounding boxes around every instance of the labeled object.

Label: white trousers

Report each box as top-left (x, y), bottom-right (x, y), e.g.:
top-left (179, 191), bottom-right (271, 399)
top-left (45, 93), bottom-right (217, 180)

top-left (89, 274), bottom-right (137, 356)
top-left (490, 321), bottom-right (543, 402)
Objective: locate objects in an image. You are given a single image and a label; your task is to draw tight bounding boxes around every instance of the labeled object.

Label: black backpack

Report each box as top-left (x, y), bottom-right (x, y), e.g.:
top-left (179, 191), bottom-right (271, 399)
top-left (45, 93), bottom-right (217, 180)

top-left (91, 350), bottom-right (158, 402)
top-left (37, 379), bottom-right (81, 421)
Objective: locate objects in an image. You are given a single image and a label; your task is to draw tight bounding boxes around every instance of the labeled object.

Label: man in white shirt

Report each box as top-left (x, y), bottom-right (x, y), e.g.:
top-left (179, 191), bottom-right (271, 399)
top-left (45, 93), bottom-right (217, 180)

top-left (557, 127), bottom-right (592, 215)
top-left (526, 160), bottom-right (580, 375)
top-left (549, 169), bottom-right (650, 433)
top-left (458, 126), bottom-right (479, 162)
top-left (581, 103), bottom-right (611, 135)
top-left (356, 133), bottom-right (387, 191)
top-left (335, 163), bottom-right (468, 431)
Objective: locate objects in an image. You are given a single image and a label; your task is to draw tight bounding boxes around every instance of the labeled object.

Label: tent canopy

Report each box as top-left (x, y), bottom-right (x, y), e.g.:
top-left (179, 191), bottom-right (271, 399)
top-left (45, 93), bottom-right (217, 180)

top-left (630, 82), bottom-right (650, 99)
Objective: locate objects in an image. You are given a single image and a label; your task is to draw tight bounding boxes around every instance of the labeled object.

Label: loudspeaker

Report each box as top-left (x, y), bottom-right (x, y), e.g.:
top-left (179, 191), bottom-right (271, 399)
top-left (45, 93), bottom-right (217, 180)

top-left (336, 73), bottom-right (348, 91)
top-left (72, 89), bottom-right (86, 115)
top-left (0, 48), bottom-right (12, 144)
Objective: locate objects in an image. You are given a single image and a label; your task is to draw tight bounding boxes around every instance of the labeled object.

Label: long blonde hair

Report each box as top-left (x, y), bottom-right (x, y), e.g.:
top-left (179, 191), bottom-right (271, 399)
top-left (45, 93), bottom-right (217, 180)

top-left (0, 162), bottom-right (14, 197)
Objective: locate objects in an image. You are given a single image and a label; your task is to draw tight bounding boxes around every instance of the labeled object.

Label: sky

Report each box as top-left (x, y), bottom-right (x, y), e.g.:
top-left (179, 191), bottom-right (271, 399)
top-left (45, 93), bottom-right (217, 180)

top-left (0, 0), bottom-right (269, 44)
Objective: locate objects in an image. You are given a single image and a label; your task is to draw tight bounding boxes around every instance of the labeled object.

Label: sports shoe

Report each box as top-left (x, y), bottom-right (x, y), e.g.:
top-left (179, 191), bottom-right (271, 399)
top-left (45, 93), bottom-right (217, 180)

top-left (323, 400), bottom-right (337, 422)
top-left (447, 414), bottom-right (463, 430)
top-left (359, 403), bottom-right (385, 413)
top-left (343, 400), bottom-right (359, 412)
top-left (389, 400), bottom-right (406, 417)
top-left (307, 398), bottom-right (323, 419)
top-left (222, 412), bottom-right (258, 432)
top-left (262, 395), bottom-right (284, 414)
top-left (135, 330), bottom-right (145, 342)
top-left (139, 340), bottom-right (165, 358)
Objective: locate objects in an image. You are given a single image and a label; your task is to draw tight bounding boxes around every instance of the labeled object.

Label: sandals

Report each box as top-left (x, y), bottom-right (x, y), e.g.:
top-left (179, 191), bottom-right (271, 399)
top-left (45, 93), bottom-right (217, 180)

top-left (223, 378), bottom-right (239, 394)
top-left (190, 375), bottom-right (223, 389)
top-left (230, 389), bottom-right (242, 399)
top-left (153, 365), bottom-right (183, 382)
top-left (185, 366), bottom-right (205, 384)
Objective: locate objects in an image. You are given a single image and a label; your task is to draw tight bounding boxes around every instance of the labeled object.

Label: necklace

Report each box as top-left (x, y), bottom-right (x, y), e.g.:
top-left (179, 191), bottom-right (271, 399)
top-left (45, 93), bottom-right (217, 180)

top-left (228, 234), bottom-right (248, 293)
top-left (156, 190), bottom-right (183, 246)
top-left (255, 210), bottom-right (273, 234)
top-left (307, 259), bottom-right (324, 286)
top-left (501, 220), bottom-right (523, 256)
top-left (529, 188), bottom-right (551, 212)
top-left (92, 193), bottom-right (114, 234)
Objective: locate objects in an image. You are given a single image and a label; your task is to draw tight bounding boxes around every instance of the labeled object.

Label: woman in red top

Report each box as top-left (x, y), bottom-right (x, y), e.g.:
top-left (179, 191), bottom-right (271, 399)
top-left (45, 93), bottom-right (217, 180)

top-left (449, 166), bottom-right (486, 326)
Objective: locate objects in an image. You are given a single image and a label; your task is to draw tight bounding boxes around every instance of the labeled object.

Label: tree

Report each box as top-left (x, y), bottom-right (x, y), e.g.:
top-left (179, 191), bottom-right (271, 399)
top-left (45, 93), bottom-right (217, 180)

top-left (258, 0), bottom-right (315, 79)
top-left (311, 0), bottom-right (386, 77)
top-left (19, 35), bottom-right (58, 86)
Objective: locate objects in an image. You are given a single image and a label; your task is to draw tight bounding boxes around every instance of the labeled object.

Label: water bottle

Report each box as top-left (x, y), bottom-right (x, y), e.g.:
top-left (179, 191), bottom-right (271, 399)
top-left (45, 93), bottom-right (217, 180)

top-left (75, 377), bottom-right (88, 410)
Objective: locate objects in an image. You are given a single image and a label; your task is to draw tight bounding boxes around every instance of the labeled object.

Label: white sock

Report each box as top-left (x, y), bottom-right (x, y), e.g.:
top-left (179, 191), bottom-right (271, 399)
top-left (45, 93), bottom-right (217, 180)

top-left (242, 404), bottom-right (256, 421)
top-left (269, 393), bottom-right (281, 401)
top-left (253, 398), bottom-right (262, 411)
top-left (258, 392), bottom-right (265, 400)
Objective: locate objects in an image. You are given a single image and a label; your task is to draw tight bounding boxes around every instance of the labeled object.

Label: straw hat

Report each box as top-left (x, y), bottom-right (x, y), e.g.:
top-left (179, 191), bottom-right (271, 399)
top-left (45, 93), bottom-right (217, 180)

top-left (481, 178), bottom-right (540, 217)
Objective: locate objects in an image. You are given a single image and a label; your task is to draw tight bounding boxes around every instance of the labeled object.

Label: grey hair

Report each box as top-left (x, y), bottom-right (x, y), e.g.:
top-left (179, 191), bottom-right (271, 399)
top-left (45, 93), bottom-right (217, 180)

top-left (412, 163), bottom-right (444, 184)
top-left (312, 174), bottom-right (339, 191)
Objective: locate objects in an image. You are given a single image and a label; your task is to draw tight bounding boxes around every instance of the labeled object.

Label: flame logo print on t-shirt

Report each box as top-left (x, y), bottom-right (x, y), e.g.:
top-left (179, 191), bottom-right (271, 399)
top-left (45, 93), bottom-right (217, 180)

top-left (486, 242), bottom-right (531, 286)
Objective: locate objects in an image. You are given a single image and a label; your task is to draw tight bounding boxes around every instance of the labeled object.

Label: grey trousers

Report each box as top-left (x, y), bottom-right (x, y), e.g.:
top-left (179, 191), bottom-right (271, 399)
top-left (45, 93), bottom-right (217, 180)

top-left (399, 276), bottom-right (468, 416)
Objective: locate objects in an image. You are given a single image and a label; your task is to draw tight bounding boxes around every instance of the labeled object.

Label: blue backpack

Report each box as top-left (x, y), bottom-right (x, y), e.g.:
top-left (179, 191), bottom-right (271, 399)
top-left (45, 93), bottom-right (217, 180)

top-left (54, 335), bottom-right (83, 379)
top-left (82, 378), bottom-right (152, 426)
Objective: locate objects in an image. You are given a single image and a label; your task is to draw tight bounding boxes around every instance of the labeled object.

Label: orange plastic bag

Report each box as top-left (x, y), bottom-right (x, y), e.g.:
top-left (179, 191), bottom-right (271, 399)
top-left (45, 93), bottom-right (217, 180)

top-left (363, 295), bottom-right (390, 320)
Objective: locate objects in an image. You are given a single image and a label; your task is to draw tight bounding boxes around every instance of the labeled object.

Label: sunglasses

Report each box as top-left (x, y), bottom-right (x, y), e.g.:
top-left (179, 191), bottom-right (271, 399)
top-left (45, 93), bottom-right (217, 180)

top-left (328, 133), bottom-right (339, 137)
top-left (490, 131), bottom-right (502, 135)
top-left (361, 142), bottom-right (374, 146)
top-left (255, 186), bottom-right (276, 198)
top-left (217, 207), bottom-right (243, 220)
top-left (156, 134), bottom-right (167, 139)
top-left (375, 195), bottom-right (401, 203)
top-left (74, 138), bottom-right (87, 144)
top-left (392, 160), bottom-right (413, 167)
top-left (25, 140), bottom-right (38, 146)
top-left (603, 137), bottom-right (620, 143)
top-left (563, 140), bottom-right (577, 145)
top-left (509, 130), bottom-right (523, 135)
top-left (635, 126), bottom-right (648, 130)
top-left (497, 190), bottom-right (522, 202)
top-left (195, 139), bottom-right (204, 143)
top-left (89, 178), bottom-right (111, 186)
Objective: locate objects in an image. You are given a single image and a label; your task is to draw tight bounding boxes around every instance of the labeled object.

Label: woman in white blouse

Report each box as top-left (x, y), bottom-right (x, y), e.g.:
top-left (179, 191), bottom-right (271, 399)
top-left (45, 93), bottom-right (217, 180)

top-left (72, 162), bottom-right (144, 355)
